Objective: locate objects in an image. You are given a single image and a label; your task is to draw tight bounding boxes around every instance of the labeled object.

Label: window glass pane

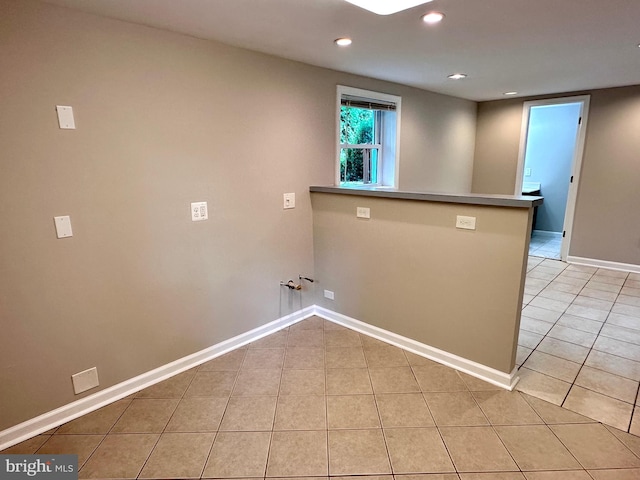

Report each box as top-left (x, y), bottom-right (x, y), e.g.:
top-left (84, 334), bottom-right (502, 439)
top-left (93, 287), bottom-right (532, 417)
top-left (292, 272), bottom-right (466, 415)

top-left (370, 148), bottom-right (378, 184)
top-left (340, 106), bottom-right (375, 145)
top-left (340, 148), bottom-right (378, 185)
top-left (340, 148), bottom-right (363, 184)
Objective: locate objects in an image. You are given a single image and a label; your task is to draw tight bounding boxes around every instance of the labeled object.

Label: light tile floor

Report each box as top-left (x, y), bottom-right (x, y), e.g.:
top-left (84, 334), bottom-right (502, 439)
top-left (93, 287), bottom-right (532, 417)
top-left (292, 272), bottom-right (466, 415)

top-left (528, 231), bottom-right (562, 259)
top-left (518, 256), bottom-right (640, 436)
top-left (4, 316), bottom-right (640, 479)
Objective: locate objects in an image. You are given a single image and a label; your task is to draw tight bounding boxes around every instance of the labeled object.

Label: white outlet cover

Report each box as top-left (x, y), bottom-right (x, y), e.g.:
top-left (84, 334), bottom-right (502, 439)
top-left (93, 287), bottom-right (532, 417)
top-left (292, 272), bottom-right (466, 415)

top-left (356, 207), bottom-right (370, 219)
top-left (54, 215), bottom-right (73, 238)
top-left (283, 192), bottom-right (295, 209)
top-left (56, 105), bottom-right (76, 129)
top-left (191, 202), bottom-right (208, 221)
top-left (324, 289), bottom-right (335, 300)
top-left (456, 215), bottom-right (477, 230)
top-left (72, 367), bottom-right (99, 394)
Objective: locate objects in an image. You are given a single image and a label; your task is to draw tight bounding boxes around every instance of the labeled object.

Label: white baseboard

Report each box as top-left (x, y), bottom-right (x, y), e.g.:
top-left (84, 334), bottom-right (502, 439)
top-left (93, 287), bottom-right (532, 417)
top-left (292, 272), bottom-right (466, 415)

top-left (567, 256), bottom-right (640, 274)
top-left (0, 306), bottom-right (315, 452)
top-left (1, 304), bottom-right (519, 451)
top-left (313, 306), bottom-right (519, 391)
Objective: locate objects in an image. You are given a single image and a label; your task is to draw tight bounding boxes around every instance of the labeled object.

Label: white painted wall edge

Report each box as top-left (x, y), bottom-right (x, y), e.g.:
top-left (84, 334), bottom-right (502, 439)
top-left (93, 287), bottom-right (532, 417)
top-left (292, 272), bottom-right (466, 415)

top-left (313, 306), bottom-right (519, 392)
top-left (567, 256), bottom-right (640, 274)
top-left (0, 306), bottom-right (316, 452)
top-left (0, 305), bottom-right (518, 451)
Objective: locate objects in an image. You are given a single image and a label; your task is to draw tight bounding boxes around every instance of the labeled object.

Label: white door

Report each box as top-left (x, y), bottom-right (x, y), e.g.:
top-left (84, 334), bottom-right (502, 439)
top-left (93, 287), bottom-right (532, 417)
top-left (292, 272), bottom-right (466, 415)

top-left (515, 96), bottom-right (590, 261)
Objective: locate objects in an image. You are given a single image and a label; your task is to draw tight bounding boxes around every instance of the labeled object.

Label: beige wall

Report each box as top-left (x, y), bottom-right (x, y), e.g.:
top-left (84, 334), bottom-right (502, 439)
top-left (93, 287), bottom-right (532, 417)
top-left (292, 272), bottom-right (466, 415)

top-left (0, 0), bottom-right (476, 430)
top-left (398, 90), bottom-right (477, 192)
top-left (472, 85), bottom-right (640, 265)
top-left (311, 193), bottom-right (531, 373)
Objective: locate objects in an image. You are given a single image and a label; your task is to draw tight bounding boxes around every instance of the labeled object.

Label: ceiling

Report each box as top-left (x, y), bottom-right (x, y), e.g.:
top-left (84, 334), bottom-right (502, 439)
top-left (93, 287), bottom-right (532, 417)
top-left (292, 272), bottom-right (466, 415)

top-left (43, 0), bottom-right (640, 101)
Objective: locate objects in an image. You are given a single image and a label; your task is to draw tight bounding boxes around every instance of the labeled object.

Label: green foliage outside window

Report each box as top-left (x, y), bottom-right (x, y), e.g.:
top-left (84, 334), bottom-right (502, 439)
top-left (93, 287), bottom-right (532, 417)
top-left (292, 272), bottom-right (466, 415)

top-left (340, 106), bottom-right (374, 183)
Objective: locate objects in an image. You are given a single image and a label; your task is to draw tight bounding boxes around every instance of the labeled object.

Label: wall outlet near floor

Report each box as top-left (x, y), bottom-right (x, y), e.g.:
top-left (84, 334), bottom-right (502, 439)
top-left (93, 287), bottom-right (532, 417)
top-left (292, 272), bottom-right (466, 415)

top-left (72, 367), bottom-right (99, 395)
top-left (324, 289), bottom-right (335, 300)
top-left (456, 215), bottom-right (476, 230)
top-left (525, 168), bottom-right (532, 177)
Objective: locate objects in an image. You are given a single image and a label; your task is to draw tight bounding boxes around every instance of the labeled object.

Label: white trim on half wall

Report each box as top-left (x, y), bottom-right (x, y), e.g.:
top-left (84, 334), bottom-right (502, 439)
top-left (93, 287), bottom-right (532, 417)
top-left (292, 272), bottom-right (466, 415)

top-left (0, 305), bottom-right (519, 451)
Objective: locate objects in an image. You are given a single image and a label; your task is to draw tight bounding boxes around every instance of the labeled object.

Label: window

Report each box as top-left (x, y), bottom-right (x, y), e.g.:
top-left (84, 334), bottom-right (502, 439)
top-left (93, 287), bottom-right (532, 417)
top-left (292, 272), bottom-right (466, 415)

top-left (337, 86), bottom-right (401, 188)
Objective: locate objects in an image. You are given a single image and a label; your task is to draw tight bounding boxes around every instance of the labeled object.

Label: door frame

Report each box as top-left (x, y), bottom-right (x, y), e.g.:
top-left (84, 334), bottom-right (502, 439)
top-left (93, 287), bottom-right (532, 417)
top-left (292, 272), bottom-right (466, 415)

top-left (514, 95), bottom-right (591, 261)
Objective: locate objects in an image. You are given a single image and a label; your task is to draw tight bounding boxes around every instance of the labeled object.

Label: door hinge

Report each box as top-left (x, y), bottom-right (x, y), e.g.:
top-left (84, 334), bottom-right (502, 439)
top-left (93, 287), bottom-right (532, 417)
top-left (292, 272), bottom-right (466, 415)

top-left (563, 231), bottom-right (566, 238)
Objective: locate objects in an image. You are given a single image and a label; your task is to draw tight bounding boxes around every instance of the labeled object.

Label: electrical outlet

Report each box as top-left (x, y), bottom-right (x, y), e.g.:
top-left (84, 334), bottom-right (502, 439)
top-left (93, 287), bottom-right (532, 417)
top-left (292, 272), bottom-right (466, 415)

top-left (56, 105), bottom-right (76, 129)
top-left (324, 289), bottom-right (335, 300)
top-left (356, 207), bottom-right (370, 219)
top-left (54, 215), bottom-right (73, 238)
top-left (191, 202), bottom-right (208, 221)
top-left (525, 168), bottom-right (532, 177)
top-left (72, 367), bottom-right (99, 394)
top-left (456, 215), bottom-right (476, 230)
top-left (283, 192), bottom-right (295, 209)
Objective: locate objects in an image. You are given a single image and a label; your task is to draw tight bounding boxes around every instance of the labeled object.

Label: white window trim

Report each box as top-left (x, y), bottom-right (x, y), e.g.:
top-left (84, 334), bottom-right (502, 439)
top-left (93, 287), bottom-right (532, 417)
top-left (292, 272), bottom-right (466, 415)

top-left (336, 85), bottom-right (401, 188)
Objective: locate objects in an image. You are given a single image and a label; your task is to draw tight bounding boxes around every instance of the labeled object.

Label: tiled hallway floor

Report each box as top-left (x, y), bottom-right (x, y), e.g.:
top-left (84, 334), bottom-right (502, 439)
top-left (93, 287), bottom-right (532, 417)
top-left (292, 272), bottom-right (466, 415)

top-left (528, 231), bottom-right (562, 260)
top-left (4, 316), bottom-right (640, 479)
top-left (518, 256), bottom-right (640, 435)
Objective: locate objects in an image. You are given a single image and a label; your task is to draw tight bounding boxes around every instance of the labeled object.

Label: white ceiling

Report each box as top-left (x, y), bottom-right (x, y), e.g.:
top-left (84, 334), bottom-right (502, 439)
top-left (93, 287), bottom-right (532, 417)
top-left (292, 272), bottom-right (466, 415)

top-left (44, 0), bottom-right (640, 101)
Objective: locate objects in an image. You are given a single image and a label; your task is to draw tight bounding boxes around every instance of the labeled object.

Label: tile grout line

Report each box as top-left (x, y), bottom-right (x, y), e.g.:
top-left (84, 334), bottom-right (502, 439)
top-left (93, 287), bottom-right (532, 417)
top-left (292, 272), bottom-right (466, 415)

top-left (185, 346), bottom-right (244, 480)
top-left (323, 323), bottom-right (331, 478)
top-left (558, 265), bottom-right (604, 409)
top-left (559, 268), bottom-right (630, 429)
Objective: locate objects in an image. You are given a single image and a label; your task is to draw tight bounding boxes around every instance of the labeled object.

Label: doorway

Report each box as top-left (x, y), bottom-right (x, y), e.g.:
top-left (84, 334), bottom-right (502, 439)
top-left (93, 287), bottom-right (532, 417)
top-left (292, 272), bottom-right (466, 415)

top-left (515, 96), bottom-right (590, 261)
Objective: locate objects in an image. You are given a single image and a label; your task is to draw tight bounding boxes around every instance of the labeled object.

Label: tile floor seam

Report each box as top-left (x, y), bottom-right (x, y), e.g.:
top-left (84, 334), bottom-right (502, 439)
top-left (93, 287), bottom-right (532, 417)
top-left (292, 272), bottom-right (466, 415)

top-left (559, 300), bottom-right (610, 412)
top-left (470, 387), bottom-right (528, 474)
top-left (323, 334), bottom-right (331, 477)
top-left (431, 424), bottom-right (463, 475)
top-left (260, 327), bottom-right (290, 479)
top-left (628, 382), bottom-right (640, 433)
top-left (134, 432), bottom-right (162, 479)
top-left (155, 360), bottom-right (224, 480)
top-left (197, 430), bottom-right (219, 480)
top-left (544, 424), bottom-right (599, 473)
top-left (575, 365), bottom-right (640, 399)
top-left (71, 393), bottom-right (143, 476)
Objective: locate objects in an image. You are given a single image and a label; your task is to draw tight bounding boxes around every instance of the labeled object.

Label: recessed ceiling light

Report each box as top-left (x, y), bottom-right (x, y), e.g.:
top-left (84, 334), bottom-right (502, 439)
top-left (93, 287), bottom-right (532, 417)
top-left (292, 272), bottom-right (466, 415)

top-left (448, 73), bottom-right (467, 80)
top-left (335, 38), bottom-right (353, 47)
top-left (421, 12), bottom-right (445, 24)
top-left (344, 0), bottom-right (433, 15)
top-left (504, 91), bottom-right (518, 96)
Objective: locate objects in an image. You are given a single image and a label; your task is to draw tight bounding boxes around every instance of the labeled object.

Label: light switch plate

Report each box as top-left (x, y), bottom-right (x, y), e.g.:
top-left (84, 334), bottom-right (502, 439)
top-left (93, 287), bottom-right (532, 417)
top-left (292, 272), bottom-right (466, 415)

top-left (54, 215), bottom-right (73, 238)
top-left (72, 367), bottom-right (99, 395)
top-left (191, 202), bottom-right (208, 221)
top-left (283, 193), bottom-right (295, 209)
top-left (56, 105), bottom-right (76, 129)
top-left (356, 207), bottom-right (370, 219)
top-left (456, 215), bottom-right (476, 230)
